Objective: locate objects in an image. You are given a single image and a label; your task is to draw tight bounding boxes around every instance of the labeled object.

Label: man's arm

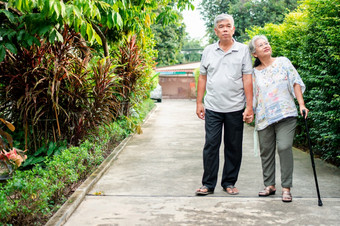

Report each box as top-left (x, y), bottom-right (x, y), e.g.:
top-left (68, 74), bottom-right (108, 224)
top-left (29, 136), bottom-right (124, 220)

top-left (242, 74), bottom-right (253, 123)
top-left (196, 74), bottom-right (207, 120)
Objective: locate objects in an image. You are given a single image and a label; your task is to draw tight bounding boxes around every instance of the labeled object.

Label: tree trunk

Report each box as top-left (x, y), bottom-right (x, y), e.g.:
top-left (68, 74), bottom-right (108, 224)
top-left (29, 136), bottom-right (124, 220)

top-left (91, 22), bottom-right (109, 57)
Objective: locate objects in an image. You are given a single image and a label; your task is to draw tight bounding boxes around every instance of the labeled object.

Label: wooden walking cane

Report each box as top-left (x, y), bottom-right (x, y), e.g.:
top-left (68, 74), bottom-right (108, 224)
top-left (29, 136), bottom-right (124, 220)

top-left (302, 110), bottom-right (323, 206)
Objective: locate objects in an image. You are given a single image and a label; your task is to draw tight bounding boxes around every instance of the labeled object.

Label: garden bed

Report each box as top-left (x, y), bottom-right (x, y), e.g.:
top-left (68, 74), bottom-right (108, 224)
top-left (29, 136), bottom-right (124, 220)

top-left (0, 100), bottom-right (155, 225)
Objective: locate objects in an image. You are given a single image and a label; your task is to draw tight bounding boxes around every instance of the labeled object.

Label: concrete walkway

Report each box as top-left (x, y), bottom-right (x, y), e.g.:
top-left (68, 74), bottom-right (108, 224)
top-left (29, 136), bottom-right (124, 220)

top-left (54, 100), bottom-right (340, 225)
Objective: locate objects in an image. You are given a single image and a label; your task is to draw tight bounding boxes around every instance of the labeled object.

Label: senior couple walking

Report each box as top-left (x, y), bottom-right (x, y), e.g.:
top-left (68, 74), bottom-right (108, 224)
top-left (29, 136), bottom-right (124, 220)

top-left (195, 14), bottom-right (308, 203)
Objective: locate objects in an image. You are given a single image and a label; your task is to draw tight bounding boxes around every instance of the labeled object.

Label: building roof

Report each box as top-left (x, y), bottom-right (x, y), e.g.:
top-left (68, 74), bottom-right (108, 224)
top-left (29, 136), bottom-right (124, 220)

top-left (155, 62), bottom-right (200, 73)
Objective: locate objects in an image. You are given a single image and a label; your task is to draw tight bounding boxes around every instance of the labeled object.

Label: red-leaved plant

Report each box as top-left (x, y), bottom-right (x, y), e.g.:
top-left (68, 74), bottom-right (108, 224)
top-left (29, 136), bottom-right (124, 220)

top-left (0, 25), bottom-right (124, 153)
top-left (114, 35), bottom-right (147, 116)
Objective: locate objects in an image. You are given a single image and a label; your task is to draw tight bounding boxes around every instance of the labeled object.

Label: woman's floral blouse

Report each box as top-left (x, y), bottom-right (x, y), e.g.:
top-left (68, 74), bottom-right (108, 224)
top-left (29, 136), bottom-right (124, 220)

top-left (253, 57), bottom-right (305, 131)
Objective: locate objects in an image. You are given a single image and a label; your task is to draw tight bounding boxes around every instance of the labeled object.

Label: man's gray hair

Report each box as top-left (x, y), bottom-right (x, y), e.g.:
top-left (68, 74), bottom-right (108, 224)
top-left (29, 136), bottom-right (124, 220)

top-left (214, 14), bottom-right (234, 28)
top-left (249, 35), bottom-right (269, 53)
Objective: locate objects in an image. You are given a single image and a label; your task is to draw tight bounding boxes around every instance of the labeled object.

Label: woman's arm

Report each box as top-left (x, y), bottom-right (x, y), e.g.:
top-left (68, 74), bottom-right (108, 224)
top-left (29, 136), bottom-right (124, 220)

top-left (294, 83), bottom-right (309, 118)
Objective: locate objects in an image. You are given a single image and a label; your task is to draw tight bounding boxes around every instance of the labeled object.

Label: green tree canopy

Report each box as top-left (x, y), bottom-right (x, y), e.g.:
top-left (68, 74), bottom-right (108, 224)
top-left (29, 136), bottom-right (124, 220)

top-left (199, 0), bottom-right (235, 43)
top-left (0, 0), bottom-right (194, 61)
top-left (151, 10), bottom-right (186, 67)
top-left (200, 0), bottom-right (298, 43)
top-left (181, 37), bottom-right (204, 63)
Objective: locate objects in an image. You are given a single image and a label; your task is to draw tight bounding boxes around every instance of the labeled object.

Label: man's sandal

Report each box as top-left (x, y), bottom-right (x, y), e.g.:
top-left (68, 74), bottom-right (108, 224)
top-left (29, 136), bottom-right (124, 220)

top-left (195, 185), bottom-right (214, 196)
top-left (258, 186), bottom-right (276, 197)
top-left (282, 190), bottom-right (292, 202)
top-left (223, 185), bottom-right (239, 195)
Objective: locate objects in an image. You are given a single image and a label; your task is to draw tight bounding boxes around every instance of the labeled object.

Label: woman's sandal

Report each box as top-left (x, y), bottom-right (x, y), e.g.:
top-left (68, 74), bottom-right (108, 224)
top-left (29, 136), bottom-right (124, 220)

top-left (258, 186), bottom-right (276, 197)
top-left (223, 185), bottom-right (239, 195)
top-left (195, 185), bottom-right (214, 196)
top-left (282, 190), bottom-right (292, 202)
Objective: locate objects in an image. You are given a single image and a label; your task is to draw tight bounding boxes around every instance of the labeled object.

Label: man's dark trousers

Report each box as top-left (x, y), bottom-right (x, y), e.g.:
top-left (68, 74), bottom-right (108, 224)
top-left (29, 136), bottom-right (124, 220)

top-left (202, 109), bottom-right (244, 191)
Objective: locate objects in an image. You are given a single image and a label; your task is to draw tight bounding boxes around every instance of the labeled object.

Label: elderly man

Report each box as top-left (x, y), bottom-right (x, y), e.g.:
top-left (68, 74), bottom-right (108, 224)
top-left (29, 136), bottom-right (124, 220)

top-left (195, 14), bottom-right (253, 196)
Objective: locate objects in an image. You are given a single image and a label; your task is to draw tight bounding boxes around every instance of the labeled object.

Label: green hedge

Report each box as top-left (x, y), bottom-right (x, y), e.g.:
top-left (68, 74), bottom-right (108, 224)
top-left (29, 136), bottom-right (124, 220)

top-left (0, 99), bottom-right (154, 225)
top-left (247, 0), bottom-right (340, 166)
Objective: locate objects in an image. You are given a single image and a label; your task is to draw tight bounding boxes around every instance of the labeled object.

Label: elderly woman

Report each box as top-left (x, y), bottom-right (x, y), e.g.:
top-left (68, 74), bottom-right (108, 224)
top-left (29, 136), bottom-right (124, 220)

top-left (249, 35), bottom-right (308, 202)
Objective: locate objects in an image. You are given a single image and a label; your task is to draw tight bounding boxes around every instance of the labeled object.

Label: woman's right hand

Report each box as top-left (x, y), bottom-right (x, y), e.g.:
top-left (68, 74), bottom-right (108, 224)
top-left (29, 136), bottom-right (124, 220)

top-left (300, 105), bottom-right (309, 119)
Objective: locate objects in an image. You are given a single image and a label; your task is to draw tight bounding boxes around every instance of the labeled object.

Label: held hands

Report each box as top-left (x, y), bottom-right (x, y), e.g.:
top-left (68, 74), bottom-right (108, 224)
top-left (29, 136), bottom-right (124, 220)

top-left (243, 107), bottom-right (254, 123)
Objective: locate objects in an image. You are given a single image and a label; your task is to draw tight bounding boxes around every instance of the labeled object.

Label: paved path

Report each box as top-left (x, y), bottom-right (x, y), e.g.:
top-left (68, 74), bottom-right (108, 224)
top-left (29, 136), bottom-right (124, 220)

top-left (58, 100), bottom-right (340, 225)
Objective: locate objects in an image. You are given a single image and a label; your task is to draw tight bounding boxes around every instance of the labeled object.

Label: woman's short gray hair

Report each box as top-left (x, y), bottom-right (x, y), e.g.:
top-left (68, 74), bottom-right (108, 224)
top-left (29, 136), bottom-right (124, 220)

top-left (249, 35), bottom-right (268, 53)
top-left (214, 14), bottom-right (234, 28)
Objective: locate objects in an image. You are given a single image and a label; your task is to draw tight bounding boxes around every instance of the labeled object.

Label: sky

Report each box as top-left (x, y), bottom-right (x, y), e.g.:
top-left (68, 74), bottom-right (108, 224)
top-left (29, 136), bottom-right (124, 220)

top-left (181, 0), bottom-right (208, 44)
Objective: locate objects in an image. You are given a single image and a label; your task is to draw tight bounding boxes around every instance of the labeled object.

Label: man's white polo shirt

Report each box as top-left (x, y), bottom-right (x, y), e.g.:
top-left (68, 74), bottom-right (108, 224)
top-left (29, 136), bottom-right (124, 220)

top-left (200, 40), bottom-right (252, 113)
